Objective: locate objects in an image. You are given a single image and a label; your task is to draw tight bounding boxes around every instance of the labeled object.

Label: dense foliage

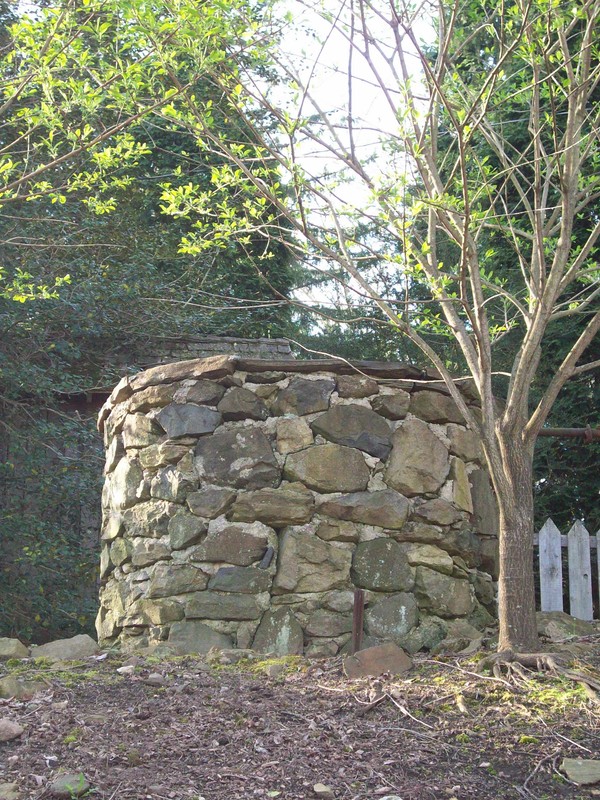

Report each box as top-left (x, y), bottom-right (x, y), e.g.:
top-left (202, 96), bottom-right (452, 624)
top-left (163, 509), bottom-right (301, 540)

top-left (0, 0), bottom-right (297, 641)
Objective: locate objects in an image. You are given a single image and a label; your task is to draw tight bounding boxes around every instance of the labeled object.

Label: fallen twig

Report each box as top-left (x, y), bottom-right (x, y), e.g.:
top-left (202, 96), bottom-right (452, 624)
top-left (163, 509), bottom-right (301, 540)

top-left (423, 658), bottom-right (515, 689)
top-left (537, 715), bottom-right (593, 753)
top-left (383, 692), bottom-right (435, 729)
top-left (523, 749), bottom-right (560, 792)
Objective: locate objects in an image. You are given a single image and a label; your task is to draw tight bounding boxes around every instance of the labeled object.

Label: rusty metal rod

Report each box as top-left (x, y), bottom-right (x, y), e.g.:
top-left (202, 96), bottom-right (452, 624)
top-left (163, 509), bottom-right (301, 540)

top-left (351, 589), bottom-right (365, 655)
top-left (537, 427), bottom-right (600, 442)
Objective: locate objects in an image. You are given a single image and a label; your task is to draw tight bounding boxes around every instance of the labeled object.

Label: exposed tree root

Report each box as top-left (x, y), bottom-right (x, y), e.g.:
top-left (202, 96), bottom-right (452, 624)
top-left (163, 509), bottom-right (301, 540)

top-left (478, 649), bottom-right (600, 694)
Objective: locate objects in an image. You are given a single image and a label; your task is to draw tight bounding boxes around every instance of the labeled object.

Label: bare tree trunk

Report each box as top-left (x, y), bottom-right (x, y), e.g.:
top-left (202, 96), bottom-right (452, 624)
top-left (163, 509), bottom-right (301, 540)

top-left (495, 438), bottom-right (539, 653)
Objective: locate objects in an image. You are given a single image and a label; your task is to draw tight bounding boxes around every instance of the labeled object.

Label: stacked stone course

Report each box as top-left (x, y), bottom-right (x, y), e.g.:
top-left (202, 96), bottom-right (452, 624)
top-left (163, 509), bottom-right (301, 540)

top-left (97, 355), bottom-right (499, 656)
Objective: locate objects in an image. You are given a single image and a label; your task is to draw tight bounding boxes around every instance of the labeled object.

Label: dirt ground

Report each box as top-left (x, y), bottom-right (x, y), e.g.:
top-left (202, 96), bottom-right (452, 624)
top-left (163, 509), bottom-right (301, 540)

top-left (2, 644), bottom-right (600, 800)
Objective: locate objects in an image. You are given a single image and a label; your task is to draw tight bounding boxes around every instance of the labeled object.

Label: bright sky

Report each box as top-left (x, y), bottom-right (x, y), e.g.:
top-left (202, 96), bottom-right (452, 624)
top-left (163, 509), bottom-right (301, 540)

top-left (259, 2), bottom-right (434, 310)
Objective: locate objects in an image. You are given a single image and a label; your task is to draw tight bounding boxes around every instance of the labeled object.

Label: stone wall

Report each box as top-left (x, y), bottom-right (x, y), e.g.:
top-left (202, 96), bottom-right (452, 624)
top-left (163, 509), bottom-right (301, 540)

top-left (126, 335), bottom-right (293, 369)
top-left (97, 355), bottom-right (499, 656)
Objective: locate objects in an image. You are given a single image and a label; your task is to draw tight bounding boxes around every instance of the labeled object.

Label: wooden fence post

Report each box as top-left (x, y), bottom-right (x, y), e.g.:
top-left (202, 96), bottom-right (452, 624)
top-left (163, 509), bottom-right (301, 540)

top-left (536, 519), bottom-right (597, 621)
top-left (538, 518), bottom-right (563, 613)
top-left (568, 521), bottom-right (594, 621)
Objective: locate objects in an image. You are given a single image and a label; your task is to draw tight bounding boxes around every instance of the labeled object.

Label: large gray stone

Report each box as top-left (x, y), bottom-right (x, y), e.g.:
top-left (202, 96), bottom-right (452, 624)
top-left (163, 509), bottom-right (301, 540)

top-left (447, 424), bottom-right (483, 462)
top-left (391, 523), bottom-right (439, 555)
top-left (100, 545), bottom-right (112, 579)
top-left (156, 403), bottom-right (222, 438)
top-left (337, 375), bottom-right (379, 398)
top-left (138, 443), bottom-right (190, 469)
top-left (172, 379), bottom-right (226, 406)
top-left (122, 500), bottom-right (179, 538)
top-left (122, 414), bottom-right (162, 448)
top-left (273, 529), bottom-right (352, 593)
top-left (245, 371), bottom-right (286, 384)
top-left (195, 429), bottom-right (280, 489)
top-left (99, 580), bottom-right (128, 621)
top-left (150, 465), bottom-right (198, 503)
top-left (253, 384), bottom-right (278, 403)
top-left (128, 383), bottom-right (178, 412)
top-left (104, 436), bottom-right (125, 473)
top-left (147, 563), bottom-right (209, 597)
top-left (109, 538), bottom-right (131, 567)
top-left (130, 538), bottom-right (171, 567)
top-left (401, 615), bottom-right (448, 654)
top-left (209, 567), bottom-right (272, 594)
top-left (448, 457), bottom-right (473, 513)
top-left (218, 387), bottom-right (268, 421)
top-left (467, 600), bottom-right (495, 631)
top-left (305, 609), bottom-right (353, 637)
top-left (133, 599), bottom-right (184, 625)
top-left (384, 418), bottom-right (449, 496)
top-left (409, 390), bottom-right (463, 423)
top-left (272, 377), bottom-right (335, 416)
top-left (129, 355), bottom-right (235, 392)
top-left (444, 529), bottom-right (482, 566)
top-left (471, 572), bottom-right (495, 608)
top-left (405, 544), bottom-right (454, 575)
top-left (95, 605), bottom-right (122, 642)
top-left (228, 484), bottom-right (315, 527)
top-left (316, 520), bottom-right (360, 543)
top-left (393, 522), bottom-right (481, 566)
top-left (351, 539), bottom-right (415, 592)
top-left (168, 620), bottom-right (232, 654)
top-left (365, 593), bottom-right (419, 642)
top-left (186, 591), bottom-right (262, 620)
top-left (0, 638), bottom-right (29, 660)
top-left (284, 444), bottom-right (370, 493)
top-left (31, 634), bottom-right (100, 662)
top-left (371, 391), bottom-right (410, 420)
top-left (318, 490), bottom-right (410, 530)
top-left (412, 498), bottom-right (463, 526)
top-left (168, 511), bottom-right (207, 550)
top-left (415, 567), bottom-right (474, 617)
top-left (187, 487), bottom-right (237, 518)
top-left (104, 403), bottom-right (128, 443)
top-left (252, 608), bottom-right (304, 655)
top-left (275, 417), bottom-right (314, 455)
top-left (105, 458), bottom-right (144, 509)
top-left (107, 376), bottom-right (133, 405)
top-left (192, 520), bottom-right (271, 566)
top-left (311, 405), bottom-right (392, 459)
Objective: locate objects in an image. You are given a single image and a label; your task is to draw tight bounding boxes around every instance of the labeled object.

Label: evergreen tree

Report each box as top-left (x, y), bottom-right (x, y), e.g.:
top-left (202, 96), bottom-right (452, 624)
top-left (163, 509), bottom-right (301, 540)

top-left (0, 0), bottom-right (298, 641)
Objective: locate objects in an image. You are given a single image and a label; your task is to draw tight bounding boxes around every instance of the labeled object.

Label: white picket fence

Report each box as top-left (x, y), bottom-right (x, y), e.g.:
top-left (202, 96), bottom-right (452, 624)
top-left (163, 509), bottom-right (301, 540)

top-left (535, 519), bottom-right (600, 621)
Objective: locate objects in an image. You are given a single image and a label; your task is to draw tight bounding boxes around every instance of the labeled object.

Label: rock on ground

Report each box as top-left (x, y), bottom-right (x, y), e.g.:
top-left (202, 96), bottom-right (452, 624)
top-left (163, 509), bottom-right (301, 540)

top-left (0, 719), bottom-right (24, 742)
top-left (561, 758), bottom-right (600, 785)
top-left (343, 643), bottom-right (413, 679)
top-left (0, 783), bottom-right (20, 800)
top-left (537, 611), bottom-right (599, 641)
top-left (48, 774), bottom-right (90, 798)
top-left (0, 639), bottom-right (29, 660)
top-left (30, 634), bottom-right (100, 663)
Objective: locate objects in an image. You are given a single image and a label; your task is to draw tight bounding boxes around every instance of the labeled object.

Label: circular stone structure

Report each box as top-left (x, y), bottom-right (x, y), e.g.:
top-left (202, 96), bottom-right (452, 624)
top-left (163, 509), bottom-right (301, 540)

top-left (96, 355), bottom-right (499, 656)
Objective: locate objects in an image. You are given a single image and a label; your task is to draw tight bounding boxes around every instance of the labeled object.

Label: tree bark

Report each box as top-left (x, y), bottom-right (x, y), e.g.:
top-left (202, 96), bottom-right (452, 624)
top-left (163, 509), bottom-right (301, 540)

top-left (495, 439), bottom-right (540, 653)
